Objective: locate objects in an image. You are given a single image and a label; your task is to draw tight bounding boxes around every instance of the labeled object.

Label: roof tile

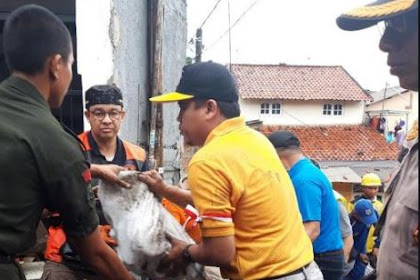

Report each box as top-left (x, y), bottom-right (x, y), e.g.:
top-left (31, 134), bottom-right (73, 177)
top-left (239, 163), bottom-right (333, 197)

top-left (260, 125), bottom-right (400, 161)
top-left (231, 64), bottom-right (371, 101)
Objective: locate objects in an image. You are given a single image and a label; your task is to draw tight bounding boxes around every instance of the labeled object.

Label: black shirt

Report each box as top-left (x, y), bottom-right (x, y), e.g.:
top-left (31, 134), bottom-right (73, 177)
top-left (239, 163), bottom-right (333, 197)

top-left (0, 76), bottom-right (98, 255)
top-left (82, 131), bottom-right (149, 224)
top-left (83, 131), bottom-right (149, 187)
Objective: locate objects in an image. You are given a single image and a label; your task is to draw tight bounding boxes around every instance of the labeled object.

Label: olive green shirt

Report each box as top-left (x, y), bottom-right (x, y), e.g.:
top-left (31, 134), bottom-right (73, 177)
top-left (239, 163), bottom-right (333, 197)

top-left (0, 76), bottom-right (98, 255)
top-left (376, 139), bottom-right (418, 280)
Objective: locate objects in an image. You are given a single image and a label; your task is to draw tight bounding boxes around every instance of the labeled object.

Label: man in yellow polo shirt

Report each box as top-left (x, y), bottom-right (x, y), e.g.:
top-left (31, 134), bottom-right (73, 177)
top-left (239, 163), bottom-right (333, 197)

top-left (149, 62), bottom-right (322, 280)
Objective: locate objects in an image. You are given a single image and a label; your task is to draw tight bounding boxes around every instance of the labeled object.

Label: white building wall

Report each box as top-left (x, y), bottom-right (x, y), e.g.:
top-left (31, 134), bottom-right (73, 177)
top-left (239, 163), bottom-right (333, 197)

top-left (76, 0), bottom-right (187, 183)
top-left (240, 98), bottom-right (365, 126)
top-left (366, 91), bottom-right (418, 131)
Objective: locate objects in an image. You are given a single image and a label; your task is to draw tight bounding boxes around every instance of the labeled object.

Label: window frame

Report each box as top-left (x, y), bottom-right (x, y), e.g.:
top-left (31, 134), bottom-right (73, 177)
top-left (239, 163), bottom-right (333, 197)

top-left (323, 103), bottom-right (344, 117)
top-left (260, 103), bottom-right (270, 115)
top-left (260, 102), bottom-right (282, 117)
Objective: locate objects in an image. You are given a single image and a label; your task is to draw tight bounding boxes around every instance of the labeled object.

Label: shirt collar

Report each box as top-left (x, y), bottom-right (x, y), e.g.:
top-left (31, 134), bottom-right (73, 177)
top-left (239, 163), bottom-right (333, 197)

top-left (204, 117), bottom-right (245, 146)
top-left (5, 76), bottom-right (49, 109)
top-left (87, 131), bottom-right (124, 163)
top-left (288, 157), bottom-right (309, 177)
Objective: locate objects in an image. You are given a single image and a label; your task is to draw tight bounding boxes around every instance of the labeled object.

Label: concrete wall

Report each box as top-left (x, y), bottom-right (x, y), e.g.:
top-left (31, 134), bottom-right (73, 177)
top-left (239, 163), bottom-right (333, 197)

top-left (76, 0), bottom-right (151, 145)
top-left (240, 99), bottom-right (365, 126)
top-left (161, 0), bottom-right (187, 184)
top-left (366, 91), bottom-right (418, 132)
top-left (76, 0), bottom-right (187, 183)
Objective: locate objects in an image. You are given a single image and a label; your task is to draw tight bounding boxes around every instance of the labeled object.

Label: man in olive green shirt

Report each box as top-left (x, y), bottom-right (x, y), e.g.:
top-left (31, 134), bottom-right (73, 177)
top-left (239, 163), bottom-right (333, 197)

top-left (337, 1), bottom-right (418, 279)
top-left (0, 5), bottom-right (133, 280)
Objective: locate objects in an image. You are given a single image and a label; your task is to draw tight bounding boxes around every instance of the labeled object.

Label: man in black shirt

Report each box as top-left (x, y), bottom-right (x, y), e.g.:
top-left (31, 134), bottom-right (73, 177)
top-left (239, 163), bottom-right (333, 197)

top-left (42, 85), bottom-right (149, 279)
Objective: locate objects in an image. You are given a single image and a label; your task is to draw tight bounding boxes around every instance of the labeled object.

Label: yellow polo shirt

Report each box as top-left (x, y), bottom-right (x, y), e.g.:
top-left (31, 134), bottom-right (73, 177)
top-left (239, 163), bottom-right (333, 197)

top-left (188, 117), bottom-right (313, 280)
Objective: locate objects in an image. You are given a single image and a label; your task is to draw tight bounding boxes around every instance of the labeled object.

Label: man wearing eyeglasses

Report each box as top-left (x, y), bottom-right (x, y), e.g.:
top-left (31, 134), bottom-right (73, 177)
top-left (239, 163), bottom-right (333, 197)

top-left (42, 85), bottom-right (149, 280)
top-left (337, 1), bottom-right (418, 279)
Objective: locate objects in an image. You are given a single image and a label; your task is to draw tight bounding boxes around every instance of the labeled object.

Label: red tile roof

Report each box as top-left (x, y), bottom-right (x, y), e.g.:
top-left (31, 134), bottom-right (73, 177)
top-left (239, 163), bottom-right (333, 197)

top-left (260, 125), bottom-right (400, 161)
top-left (231, 64), bottom-right (372, 101)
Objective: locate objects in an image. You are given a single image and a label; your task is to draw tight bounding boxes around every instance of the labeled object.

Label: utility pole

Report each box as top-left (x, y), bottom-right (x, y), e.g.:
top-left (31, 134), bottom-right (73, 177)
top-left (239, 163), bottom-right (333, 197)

top-left (195, 28), bottom-right (203, 63)
top-left (148, 0), bottom-right (164, 171)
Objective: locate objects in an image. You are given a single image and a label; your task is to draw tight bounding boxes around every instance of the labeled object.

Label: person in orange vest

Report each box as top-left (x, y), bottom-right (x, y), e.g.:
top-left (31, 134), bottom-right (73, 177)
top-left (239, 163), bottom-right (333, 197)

top-left (42, 85), bottom-right (149, 280)
top-left (42, 85), bottom-right (199, 279)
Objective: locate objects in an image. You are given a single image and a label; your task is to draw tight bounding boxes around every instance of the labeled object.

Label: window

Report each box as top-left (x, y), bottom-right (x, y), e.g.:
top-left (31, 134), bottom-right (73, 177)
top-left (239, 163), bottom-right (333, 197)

top-left (272, 103), bottom-right (281, 114)
top-left (260, 103), bottom-right (282, 116)
top-left (260, 103), bottom-right (270, 114)
top-left (323, 103), bottom-right (343, 116)
top-left (323, 104), bottom-right (332, 115)
top-left (334, 104), bottom-right (343, 116)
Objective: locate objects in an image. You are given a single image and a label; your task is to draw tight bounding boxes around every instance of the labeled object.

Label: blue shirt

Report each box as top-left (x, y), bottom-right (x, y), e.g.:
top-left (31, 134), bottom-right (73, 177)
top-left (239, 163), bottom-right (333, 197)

top-left (288, 158), bottom-right (343, 253)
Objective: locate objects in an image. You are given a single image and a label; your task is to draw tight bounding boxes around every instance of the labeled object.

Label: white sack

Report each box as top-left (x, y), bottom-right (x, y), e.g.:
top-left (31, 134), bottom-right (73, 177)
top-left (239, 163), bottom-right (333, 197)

top-left (98, 171), bottom-right (206, 280)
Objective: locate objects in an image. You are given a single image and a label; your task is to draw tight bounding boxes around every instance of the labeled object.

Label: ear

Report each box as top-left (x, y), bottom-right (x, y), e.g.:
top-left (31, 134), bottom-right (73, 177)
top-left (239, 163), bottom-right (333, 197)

top-left (84, 110), bottom-right (91, 121)
top-left (120, 110), bottom-right (126, 121)
top-left (204, 99), bottom-right (219, 120)
top-left (48, 54), bottom-right (63, 80)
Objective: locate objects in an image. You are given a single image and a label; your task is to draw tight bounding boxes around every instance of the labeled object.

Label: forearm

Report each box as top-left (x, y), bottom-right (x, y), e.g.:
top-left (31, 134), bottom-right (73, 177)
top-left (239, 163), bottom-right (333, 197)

top-left (89, 164), bottom-right (102, 178)
top-left (84, 246), bottom-right (133, 280)
top-left (188, 236), bottom-right (235, 267)
top-left (304, 222), bottom-right (320, 242)
top-left (162, 185), bottom-right (194, 208)
top-left (342, 235), bottom-right (354, 262)
top-left (74, 228), bottom-right (134, 280)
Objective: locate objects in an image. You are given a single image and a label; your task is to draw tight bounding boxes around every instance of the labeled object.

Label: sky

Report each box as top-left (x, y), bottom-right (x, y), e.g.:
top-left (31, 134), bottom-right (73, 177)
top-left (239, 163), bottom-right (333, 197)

top-left (186, 0), bottom-right (399, 92)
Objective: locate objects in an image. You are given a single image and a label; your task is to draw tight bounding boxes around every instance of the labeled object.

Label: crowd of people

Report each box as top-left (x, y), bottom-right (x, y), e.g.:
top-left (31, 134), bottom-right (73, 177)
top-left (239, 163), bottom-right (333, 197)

top-left (0, 0), bottom-right (417, 280)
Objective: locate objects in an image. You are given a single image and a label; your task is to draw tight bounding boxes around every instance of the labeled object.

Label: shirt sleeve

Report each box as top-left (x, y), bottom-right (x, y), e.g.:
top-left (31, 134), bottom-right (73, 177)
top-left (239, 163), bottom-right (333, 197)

top-left (293, 178), bottom-right (322, 222)
top-left (45, 161), bottom-right (99, 238)
top-left (338, 202), bottom-right (353, 238)
top-left (38, 130), bottom-right (99, 239)
top-left (188, 160), bottom-right (235, 238)
top-left (141, 159), bottom-right (150, 172)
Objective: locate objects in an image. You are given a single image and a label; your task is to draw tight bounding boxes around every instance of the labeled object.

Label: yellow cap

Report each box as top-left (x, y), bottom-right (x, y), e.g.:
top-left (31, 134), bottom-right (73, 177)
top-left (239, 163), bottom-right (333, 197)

top-left (149, 92), bottom-right (194, 103)
top-left (337, 0), bottom-right (418, 31)
top-left (361, 173), bottom-right (382, 187)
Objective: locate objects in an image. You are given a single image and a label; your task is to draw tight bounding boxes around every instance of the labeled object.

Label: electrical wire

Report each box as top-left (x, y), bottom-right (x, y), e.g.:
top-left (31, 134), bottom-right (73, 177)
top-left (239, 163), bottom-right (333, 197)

top-left (199, 0), bottom-right (224, 29)
top-left (204, 0), bottom-right (260, 52)
top-left (186, 0), bottom-right (224, 60)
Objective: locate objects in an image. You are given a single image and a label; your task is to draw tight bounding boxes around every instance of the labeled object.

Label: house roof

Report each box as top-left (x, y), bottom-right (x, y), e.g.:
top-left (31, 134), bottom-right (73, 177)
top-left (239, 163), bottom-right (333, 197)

top-left (260, 125), bottom-right (400, 161)
top-left (321, 167), bottom-right (362, 183)
top-left (319, 160), bottom-right (399, 183)
top-left (367, 86), bottom-right (409, 105)
top-left (231, 64), bottom-right (371, 101)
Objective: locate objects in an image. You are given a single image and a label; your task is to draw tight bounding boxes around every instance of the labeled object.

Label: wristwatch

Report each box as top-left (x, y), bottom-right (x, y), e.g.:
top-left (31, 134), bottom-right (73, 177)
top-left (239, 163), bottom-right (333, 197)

top-left (182, 244), bottom-right (195, 263)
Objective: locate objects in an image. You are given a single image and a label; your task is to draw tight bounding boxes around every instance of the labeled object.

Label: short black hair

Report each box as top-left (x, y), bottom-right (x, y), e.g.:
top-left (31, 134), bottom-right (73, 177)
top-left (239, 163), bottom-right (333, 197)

top-left (194, 99), bottom-right (241, 119)
top-left (2, 4), bottom-right (72, 75)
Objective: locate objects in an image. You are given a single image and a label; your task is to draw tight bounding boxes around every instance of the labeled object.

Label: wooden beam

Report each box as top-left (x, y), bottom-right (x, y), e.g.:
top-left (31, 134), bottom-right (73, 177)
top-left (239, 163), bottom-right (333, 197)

top-left (148, 0), bottom-right (164, 170)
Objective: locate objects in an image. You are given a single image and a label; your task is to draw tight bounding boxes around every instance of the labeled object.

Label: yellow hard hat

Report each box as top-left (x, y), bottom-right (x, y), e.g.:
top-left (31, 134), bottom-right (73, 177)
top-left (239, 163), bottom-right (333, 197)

top-left (361, 173), bottom-right (382, 187)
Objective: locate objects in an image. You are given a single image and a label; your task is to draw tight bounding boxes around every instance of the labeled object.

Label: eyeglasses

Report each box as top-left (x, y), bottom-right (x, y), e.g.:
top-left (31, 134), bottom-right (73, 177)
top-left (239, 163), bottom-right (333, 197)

top-left (89, 110), bottom-right (122, 121)
top-left (377, 11), bottom-right (418, 36)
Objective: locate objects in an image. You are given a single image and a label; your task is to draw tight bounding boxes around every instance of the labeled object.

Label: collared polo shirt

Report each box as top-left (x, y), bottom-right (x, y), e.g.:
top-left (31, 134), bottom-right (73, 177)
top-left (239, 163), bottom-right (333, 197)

top-left (79, 131), bottom-right (149, 187)
top-left (0, 76), bottom-right (98, 255)
top-left (288, 158), bottom-right (343, 254)
top-left (188, 117), bottom-right (313, 280)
